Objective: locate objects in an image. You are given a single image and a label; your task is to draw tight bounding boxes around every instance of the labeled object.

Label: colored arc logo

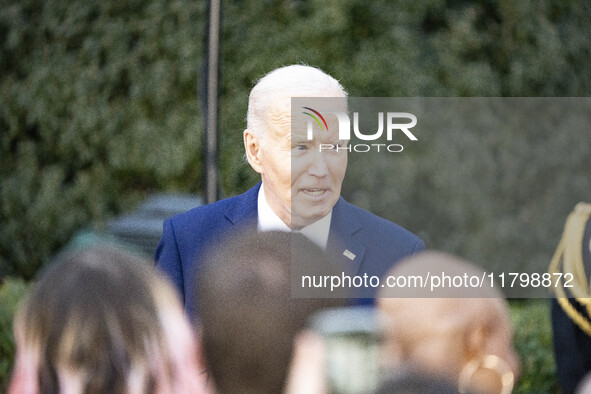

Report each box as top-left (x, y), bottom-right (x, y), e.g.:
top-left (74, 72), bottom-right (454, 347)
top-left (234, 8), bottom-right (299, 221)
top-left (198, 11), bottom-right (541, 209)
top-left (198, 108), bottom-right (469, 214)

top-left (302, 107), bottom-right (328, 131)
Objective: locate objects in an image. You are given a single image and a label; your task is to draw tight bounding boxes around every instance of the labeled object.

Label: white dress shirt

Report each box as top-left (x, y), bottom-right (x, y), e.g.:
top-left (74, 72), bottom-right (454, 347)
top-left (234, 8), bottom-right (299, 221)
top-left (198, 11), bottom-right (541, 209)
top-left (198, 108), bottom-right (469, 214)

top-left (257, 184), bottom-right (332, 250)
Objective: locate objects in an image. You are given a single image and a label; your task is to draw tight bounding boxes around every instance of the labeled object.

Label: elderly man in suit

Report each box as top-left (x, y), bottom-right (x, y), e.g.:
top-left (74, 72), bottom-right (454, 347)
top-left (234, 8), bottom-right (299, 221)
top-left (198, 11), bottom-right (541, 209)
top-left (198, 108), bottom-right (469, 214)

top-left (156, 65), bottom-right (424, 315)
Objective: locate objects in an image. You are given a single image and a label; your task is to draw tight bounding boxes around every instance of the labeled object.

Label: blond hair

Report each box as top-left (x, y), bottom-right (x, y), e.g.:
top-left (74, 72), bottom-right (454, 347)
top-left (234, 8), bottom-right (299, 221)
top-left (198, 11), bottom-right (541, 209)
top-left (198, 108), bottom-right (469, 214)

top-left (246, 64), bottom-right (347, 144)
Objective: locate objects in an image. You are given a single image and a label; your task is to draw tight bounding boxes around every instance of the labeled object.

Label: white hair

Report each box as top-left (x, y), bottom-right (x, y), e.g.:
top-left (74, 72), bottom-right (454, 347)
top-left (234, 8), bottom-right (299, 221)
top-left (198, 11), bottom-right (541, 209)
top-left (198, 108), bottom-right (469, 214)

top-left (246, 65), bottom-right (347, 143)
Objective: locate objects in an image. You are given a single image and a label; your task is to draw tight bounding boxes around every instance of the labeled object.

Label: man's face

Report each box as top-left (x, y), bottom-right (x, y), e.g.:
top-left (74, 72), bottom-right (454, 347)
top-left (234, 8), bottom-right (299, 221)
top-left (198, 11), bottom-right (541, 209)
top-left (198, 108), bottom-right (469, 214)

top-left (247, 96), bottom-right (348, 229)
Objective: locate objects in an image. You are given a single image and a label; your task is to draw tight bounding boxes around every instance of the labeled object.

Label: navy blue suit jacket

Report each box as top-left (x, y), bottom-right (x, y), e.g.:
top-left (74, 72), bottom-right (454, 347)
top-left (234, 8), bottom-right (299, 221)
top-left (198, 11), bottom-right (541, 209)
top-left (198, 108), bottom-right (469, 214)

top-left (155, 183), bottom-right (425, 316)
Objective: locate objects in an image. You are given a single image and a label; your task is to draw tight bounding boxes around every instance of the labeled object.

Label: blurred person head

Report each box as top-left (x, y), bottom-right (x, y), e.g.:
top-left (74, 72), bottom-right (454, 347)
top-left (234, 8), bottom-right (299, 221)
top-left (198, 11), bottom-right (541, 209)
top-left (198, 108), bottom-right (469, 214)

top-left (378, 251), bottom-right (520, 394)
top-left (196, 231), bottom-right (341, 394)
top-left (9, 247), bottom-right (206, 394)
top-left (244, 64), bottom-right (349, 229)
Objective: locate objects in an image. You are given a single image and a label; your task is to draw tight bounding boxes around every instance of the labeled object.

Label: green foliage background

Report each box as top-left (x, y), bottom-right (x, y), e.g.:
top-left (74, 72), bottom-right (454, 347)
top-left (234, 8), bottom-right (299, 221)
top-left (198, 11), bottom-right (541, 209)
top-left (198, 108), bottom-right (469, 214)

top-left (510, 299), bottom-right (559, 393)
top-left (0, 278), bottom-right (28, 391)
top-left (1, 0), bottom-right (205, 279)
top-left (2, 0), bottom-right (590, 280)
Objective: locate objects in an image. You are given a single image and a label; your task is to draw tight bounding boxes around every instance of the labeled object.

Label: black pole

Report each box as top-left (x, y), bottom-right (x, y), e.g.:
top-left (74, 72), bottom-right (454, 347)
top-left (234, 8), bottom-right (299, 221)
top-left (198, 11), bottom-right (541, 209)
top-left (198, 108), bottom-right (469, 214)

top-left (203, 0), bottom-right (221, 204)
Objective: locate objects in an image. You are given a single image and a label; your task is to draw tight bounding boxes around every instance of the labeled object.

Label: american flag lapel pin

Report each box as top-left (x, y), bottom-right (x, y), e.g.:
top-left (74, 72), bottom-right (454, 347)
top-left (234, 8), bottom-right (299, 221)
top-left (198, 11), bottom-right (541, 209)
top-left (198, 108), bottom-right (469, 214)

top-left (343, 249), bottom-right (356, 261)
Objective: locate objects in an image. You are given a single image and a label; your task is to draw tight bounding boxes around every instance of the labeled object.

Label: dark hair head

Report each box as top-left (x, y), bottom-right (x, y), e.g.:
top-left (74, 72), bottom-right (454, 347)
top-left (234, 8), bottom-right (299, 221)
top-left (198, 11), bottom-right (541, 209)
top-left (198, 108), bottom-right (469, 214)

top-left (196, 231), bottom-right (341, 394)
top-left (12, 246), bottom-right (200, 394)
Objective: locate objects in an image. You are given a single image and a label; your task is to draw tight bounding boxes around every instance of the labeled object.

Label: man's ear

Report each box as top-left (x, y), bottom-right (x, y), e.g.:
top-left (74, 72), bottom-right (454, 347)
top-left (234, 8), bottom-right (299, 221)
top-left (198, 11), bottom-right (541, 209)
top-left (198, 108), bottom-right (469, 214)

top-left (465, 323), bottom-right (489, 360)
top-left (244, 129), bottom-right (263, 174)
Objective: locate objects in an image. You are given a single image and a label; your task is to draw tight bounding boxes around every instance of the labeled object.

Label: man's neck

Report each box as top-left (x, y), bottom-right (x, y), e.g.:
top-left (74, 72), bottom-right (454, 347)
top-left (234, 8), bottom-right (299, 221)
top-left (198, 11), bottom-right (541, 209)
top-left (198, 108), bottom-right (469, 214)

top-left (257, 185), bottom-right (290, 232)
top-left (257, 184), bottom-right (332, 250)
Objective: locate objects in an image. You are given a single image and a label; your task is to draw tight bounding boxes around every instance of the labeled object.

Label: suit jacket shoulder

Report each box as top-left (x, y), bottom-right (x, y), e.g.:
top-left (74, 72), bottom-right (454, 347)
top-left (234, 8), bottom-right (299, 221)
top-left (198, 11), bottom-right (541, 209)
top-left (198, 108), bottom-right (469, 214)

top-left (155, 184), bottom-right (260, 315)
top-left (168, 185), bottom-right (258, 241)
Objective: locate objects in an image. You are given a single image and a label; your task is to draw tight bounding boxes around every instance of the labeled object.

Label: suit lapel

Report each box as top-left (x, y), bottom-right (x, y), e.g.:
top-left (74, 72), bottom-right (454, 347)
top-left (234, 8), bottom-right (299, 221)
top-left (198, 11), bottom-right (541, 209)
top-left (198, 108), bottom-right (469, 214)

top-left (327, 197), bottom-right (366, 276)
top-left (224, 182), bottom-right (261, 230)
top-left (224, 188), bottom-right (367, 275)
